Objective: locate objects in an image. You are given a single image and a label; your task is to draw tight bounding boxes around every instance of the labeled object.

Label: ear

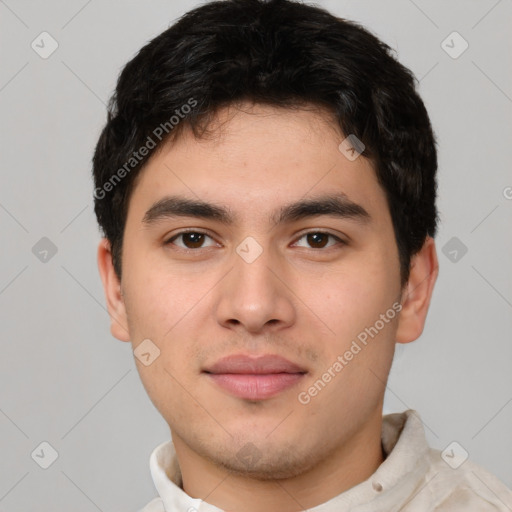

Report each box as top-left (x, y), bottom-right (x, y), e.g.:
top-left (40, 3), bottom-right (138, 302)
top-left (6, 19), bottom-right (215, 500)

top-left (395, 236), bottom-right (439, 344)
top-left (97, 238), bottom-right (130, 342)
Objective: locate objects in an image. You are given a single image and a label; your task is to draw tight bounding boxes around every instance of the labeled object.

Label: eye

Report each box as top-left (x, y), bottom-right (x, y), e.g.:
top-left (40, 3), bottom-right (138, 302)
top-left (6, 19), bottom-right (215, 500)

top-left (165, 230), bottom-right (217, 250)
top-left (164, 229), bottom-right (346, 251)
top-left (293, 231), bottom-right (345, 249)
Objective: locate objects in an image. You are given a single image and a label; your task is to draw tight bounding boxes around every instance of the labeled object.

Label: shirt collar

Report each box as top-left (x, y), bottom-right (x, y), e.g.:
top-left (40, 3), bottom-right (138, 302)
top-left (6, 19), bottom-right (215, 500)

top-left (149, 409), bottom-right (430, 512)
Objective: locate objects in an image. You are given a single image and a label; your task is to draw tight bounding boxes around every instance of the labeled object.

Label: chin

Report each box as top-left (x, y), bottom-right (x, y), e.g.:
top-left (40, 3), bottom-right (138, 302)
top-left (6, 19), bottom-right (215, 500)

top-left (213, 449), bottom-right (315, 481)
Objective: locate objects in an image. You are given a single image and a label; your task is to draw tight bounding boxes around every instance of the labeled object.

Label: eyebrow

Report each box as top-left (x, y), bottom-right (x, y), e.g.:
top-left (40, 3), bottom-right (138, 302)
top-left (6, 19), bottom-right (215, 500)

top-left (142, 193), bottom-right (371, 227)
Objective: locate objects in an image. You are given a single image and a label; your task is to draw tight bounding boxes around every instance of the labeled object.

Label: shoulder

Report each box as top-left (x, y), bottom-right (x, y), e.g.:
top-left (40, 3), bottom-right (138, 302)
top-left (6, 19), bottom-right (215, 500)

top-left (417, 447), bottom-right (512, 511)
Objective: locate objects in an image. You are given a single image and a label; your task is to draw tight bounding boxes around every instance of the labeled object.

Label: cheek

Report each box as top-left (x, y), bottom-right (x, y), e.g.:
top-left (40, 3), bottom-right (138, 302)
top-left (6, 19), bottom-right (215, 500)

top-left (122, 270), bottom-right (201, 410)
top-left (122, 259), bottom-right (210, 372)
top-left (302, 254), bottom-right (399, 352)
top-left (323, 263), bottom-right (393, 313)
top-left (122, 245), bottom-right (199, 334)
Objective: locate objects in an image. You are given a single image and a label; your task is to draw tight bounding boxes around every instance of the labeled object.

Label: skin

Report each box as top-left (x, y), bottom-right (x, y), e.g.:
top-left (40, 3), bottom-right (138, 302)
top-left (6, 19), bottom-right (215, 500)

top-left (98, 102), bottom-right (438, 511)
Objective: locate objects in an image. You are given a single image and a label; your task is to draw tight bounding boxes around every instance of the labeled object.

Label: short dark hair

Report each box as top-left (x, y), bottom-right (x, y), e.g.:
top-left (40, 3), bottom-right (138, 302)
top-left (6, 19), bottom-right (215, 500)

top-left (92, 0), bottom-right (438, 287)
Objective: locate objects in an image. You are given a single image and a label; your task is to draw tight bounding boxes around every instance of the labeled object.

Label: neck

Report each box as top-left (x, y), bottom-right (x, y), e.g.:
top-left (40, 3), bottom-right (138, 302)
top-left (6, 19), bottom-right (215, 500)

top-left (172, 409), bottom-right (385, 512)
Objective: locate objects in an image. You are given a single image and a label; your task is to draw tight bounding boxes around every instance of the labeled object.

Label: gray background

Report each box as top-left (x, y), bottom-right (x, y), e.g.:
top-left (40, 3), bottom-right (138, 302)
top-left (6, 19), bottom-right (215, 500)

top-left (1, 0), bottom-right (511, 510)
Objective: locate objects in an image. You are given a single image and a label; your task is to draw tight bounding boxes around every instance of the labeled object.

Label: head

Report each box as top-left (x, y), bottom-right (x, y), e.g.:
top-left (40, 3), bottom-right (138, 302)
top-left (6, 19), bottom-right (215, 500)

top-left (94, 0), bottom-right (438, 481)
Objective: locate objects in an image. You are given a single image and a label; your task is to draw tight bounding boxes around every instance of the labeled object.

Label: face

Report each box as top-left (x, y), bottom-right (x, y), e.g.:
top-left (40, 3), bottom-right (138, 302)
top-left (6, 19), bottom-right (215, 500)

top-left (99, 103), bottom-right (435, 481)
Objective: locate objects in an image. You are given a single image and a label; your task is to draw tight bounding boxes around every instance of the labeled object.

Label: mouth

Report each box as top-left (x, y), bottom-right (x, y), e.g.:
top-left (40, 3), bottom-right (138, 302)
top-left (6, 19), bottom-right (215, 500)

top-left (203, 354), bottom-right (307, 401)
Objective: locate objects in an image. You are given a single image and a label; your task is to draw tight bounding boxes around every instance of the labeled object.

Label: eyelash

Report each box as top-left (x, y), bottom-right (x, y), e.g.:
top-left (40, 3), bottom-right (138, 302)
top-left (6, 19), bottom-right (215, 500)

top-left (164, 229), bottom-right (346, 252)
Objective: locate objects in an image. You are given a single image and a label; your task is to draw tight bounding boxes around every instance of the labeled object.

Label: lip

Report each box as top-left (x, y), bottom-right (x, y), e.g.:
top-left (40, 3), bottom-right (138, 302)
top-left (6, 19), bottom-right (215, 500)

top-left (203, 354), bottom-right (307, 400)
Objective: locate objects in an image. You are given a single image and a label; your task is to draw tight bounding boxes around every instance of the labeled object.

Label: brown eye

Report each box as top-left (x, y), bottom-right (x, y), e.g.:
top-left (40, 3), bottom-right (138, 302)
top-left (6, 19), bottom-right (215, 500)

top-left (166, 231), bottom-right (216, 250)
top-left (294, 231), bottom-right (344, 249)
top-left (306, 233), bottom-right (329, 248)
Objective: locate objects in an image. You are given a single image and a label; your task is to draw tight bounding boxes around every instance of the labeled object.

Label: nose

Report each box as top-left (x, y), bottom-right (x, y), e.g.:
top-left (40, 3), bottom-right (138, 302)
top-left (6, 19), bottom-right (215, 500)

top-left (214, 242), bottom-right (296, 334)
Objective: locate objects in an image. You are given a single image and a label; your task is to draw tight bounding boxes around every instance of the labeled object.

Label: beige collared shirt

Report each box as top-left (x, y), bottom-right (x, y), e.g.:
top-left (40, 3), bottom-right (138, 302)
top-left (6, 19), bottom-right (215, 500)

top-left (138, 409), bottom-right (512, 511)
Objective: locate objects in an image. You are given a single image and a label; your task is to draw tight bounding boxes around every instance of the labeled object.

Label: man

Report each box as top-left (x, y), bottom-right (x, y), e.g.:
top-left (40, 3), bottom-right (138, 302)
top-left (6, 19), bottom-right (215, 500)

top-left (92, 0), bottom-right (512, 510)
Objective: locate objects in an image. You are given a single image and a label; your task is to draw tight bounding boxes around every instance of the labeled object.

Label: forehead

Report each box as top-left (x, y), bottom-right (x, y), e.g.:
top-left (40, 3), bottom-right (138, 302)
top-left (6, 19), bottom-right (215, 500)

top-left (126, 103), bottom-right (388, 227)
